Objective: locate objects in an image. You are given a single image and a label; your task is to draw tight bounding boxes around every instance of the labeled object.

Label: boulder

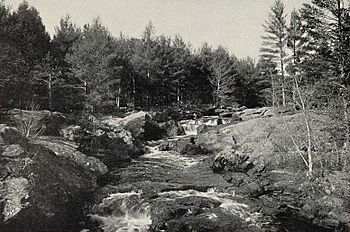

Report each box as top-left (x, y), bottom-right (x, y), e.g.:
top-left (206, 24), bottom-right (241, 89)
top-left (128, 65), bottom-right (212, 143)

top-left (33, 137), bottom-right (107, 176)
top-left (0, 125), bottom-right (27, 145)
top-left (211, 149), bottom-right (254, 173)
top-left (158, 119), bottom-right (185, 138)
top-left (158, 137), bottom-right (209, 155)
top-left (60, 125), bottom-right (83, 142)
top-left (197, 112), bottom-right (331, 165)
top-left (150, 196), bottom-right (259, 232)
top-left (143, 118), bottom-right (167, 141)
top-left (0, 137), bottom-right (106, 231)
top-left (78, 125), bottom-right (144, 167)
top-left (101, 111), bottom-right (147, 139)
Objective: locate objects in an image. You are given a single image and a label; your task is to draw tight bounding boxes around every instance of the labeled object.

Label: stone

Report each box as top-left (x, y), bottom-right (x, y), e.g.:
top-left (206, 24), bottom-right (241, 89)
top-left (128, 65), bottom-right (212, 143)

top-left (0, 125), bottom-right (28, 145)
top-left (60, 125), bottom-right (83, 142)
top-left (0, 141), bottom-right (104, 231)
top-left (78, 125), bottom-right (143, 167)
top-left (1, 144), bottom-right (25, 158)
top-left (211, 149), bottom-right (253, 173)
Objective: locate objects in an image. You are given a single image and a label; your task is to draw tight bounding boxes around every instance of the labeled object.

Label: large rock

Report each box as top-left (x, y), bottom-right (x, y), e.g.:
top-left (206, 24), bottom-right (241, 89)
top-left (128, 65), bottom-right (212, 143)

top-left (158, 119), bottom-right (185, 138)
top-left (101, 111), bottom-right (148, 139)
top-left (211, 149), bottom-right (254, 173)
top-left (0, 125), bottom-right (28, 145)
top-left (197, 112), bottom-right (332, 167)
top-left (150, 196), bottom-right (259, 232)
top-left (78, 125), bottom-right (144, 167)
top-left (33, 136), bottom-right (107, 175)
top-left (0, 132), bottom-right (107, 231)
top-left (143, 118), bottom-right (185, 141)
top-left (60, 125), bottom-right (84, 142)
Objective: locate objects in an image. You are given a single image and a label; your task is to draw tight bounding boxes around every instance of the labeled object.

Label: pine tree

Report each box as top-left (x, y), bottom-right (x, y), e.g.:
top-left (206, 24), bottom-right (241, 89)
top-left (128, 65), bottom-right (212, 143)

top-left (66, 18), bottom-right (115, 113)
top-left (310, 0), bottom-right (350, 150)
top-left (260, 0), bottom-right (288, 106)
top-left (51, 15), bottom-right (81, 69)
top-left (131, 21), bottom-right (160, 108)
top-left (287, 9), bottom-right (303, 107)
top-left (236, 57), bottom-right (270, 107)
top-left (3, 1), bottom-right (50, 108)
top-left (170, 35), bottom-right (190, 105)
top-left (208, 46), bottom-right (237, 107)
top-left (7, 1), bottom-right (50, 66)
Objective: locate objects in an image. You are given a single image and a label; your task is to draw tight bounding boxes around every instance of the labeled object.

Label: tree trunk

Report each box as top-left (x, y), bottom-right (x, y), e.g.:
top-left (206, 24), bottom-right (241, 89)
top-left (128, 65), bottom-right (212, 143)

top-left (131, 76), bottom-right (136, 108)
top-left (343, 94), bottom-right (350, 152)
top-left (269, 69), bottom-right (275, 107)
top-left (48, 74), bottom-right (53, 117)
top-left (280, 44), bottom-right (286, 107)
top-left (116, 85), bottom-right (121, 108)
top-left (176, 80), bottom-right (180, 104)
top-left (295, 76), bottom-right (313, 175)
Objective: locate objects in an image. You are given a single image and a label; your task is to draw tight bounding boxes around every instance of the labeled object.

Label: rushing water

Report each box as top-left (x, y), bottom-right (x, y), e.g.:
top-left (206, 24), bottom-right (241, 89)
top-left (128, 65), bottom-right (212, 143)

top-left (90, 191), bottom-right (151, 232)
top-left (89, 142), bottom-right (260, 232)
top-left (179, 116), bottom-right (235, 135)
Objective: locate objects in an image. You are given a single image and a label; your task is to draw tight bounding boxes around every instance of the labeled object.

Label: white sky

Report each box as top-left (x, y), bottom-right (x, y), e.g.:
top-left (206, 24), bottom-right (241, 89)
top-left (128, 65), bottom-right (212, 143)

top-left (5, 0), bottom-right (310, 60)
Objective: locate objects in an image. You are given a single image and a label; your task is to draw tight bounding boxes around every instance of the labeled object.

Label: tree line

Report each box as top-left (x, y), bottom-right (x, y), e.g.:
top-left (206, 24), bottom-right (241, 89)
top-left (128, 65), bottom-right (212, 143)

top-left (0, 0), bottom-right (349, 118)
top-left (0, 1), bottom-right (269, 114)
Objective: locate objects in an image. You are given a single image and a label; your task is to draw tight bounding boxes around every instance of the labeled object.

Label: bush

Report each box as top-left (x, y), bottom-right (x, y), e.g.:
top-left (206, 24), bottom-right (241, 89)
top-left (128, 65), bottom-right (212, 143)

top-left (13, 104), bottom-right (45, 139)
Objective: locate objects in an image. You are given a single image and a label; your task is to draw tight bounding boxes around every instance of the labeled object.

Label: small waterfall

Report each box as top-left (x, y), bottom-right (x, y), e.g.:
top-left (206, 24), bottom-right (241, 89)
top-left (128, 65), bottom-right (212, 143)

top-left (202, 116), bottom-right (219, 126)
top-left (221, 118), bottom-right (232, 125)
top-left (89, 191), bottom-right (151, 232)
top-left (179, 120), bottom-right (200, 135)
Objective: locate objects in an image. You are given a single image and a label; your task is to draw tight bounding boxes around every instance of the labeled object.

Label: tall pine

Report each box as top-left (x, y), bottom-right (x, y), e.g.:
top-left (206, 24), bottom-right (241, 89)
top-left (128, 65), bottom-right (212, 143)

top-left (260, 0), bottom-right (288, 106)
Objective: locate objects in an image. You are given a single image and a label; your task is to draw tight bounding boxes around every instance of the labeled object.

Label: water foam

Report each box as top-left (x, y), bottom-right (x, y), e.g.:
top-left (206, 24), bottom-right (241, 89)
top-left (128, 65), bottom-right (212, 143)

top-left (90, 191), bottom-right (151, 232)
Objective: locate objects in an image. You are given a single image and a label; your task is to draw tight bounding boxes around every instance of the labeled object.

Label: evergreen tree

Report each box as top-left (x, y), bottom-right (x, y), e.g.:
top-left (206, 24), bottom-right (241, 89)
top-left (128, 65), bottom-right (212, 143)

top-left (131, 21), bottom-right (160, 108)
top-left (7, 1), bottom-right (50, 65)
top-left (51, 15), bottom-right (81, 69)
top-left (236, 58), bottom-right (270, 107)
top-left (2, 1), bottom-right (50, 108)
top-left (171, 35), bottom-right (191, 105)
top-left (287, 9), bottom-right (303, 107)
top-left (260, 0), bottom-right (288, 106)
top-left (209, 46), bottom-right (237, 107)
top-left (66, 18), bottom-right (115, 112)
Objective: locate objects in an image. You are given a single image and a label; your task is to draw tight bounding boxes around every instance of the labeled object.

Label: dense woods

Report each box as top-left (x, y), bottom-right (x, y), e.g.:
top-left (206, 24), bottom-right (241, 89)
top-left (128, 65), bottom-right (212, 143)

top-left (0, 0), bottom-right (349, 120)
top-left (0, 1), bottom-right (267, 113)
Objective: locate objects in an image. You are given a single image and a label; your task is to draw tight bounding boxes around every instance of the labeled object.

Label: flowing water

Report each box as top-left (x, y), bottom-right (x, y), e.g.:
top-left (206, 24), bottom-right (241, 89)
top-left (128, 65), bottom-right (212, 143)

top-left (180, 116), bottom-right (235, 135)
top-left (89, 140), bottom-right (261, 232)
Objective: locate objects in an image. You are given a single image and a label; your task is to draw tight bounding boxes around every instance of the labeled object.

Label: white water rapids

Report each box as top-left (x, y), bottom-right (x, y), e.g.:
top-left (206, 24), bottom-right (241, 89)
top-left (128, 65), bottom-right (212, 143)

top-left (88, 144), bottom-right (260, 232)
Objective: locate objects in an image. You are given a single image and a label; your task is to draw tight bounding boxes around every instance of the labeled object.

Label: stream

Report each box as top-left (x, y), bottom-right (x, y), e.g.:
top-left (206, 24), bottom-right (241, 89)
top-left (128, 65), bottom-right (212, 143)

top-left (88, 137), bottom-right (262, 232)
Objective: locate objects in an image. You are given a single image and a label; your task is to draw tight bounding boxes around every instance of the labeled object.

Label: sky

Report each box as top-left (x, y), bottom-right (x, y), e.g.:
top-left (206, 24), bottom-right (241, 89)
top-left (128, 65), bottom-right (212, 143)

top-left (5, 0), bottom-right (309, 60)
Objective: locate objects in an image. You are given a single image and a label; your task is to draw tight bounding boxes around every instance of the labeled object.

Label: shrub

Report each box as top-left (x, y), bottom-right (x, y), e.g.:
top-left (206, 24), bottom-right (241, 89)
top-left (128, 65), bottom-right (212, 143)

top-left (14, 103), bottom-right (45, 139)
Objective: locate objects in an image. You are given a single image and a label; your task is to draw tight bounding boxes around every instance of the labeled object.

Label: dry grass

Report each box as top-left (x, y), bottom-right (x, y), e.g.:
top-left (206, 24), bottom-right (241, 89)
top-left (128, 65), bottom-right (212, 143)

top-left (14, 103), bottom-right (45, 139)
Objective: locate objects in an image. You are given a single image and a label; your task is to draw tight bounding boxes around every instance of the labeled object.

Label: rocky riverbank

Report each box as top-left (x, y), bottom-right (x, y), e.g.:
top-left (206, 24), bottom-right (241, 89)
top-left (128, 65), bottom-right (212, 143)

top-left (0, 106), bottom-right (349, 232)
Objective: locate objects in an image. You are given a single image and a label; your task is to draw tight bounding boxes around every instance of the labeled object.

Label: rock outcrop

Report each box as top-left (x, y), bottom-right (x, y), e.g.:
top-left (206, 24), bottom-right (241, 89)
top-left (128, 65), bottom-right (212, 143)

top-left (0, 125), bottom-right (107, 231)
top-left (78, 124), bottom-right (144, 168)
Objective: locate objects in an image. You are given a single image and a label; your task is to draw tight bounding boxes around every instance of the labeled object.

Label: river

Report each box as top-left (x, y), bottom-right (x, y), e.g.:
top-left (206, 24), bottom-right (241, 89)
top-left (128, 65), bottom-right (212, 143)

top-left (88, 136), bottom-right (263, 232)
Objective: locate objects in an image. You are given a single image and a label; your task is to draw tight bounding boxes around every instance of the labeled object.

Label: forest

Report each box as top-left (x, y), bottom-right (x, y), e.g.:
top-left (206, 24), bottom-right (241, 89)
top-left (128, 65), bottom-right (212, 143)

top-left (0, 0), bottom-right (349, 115)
